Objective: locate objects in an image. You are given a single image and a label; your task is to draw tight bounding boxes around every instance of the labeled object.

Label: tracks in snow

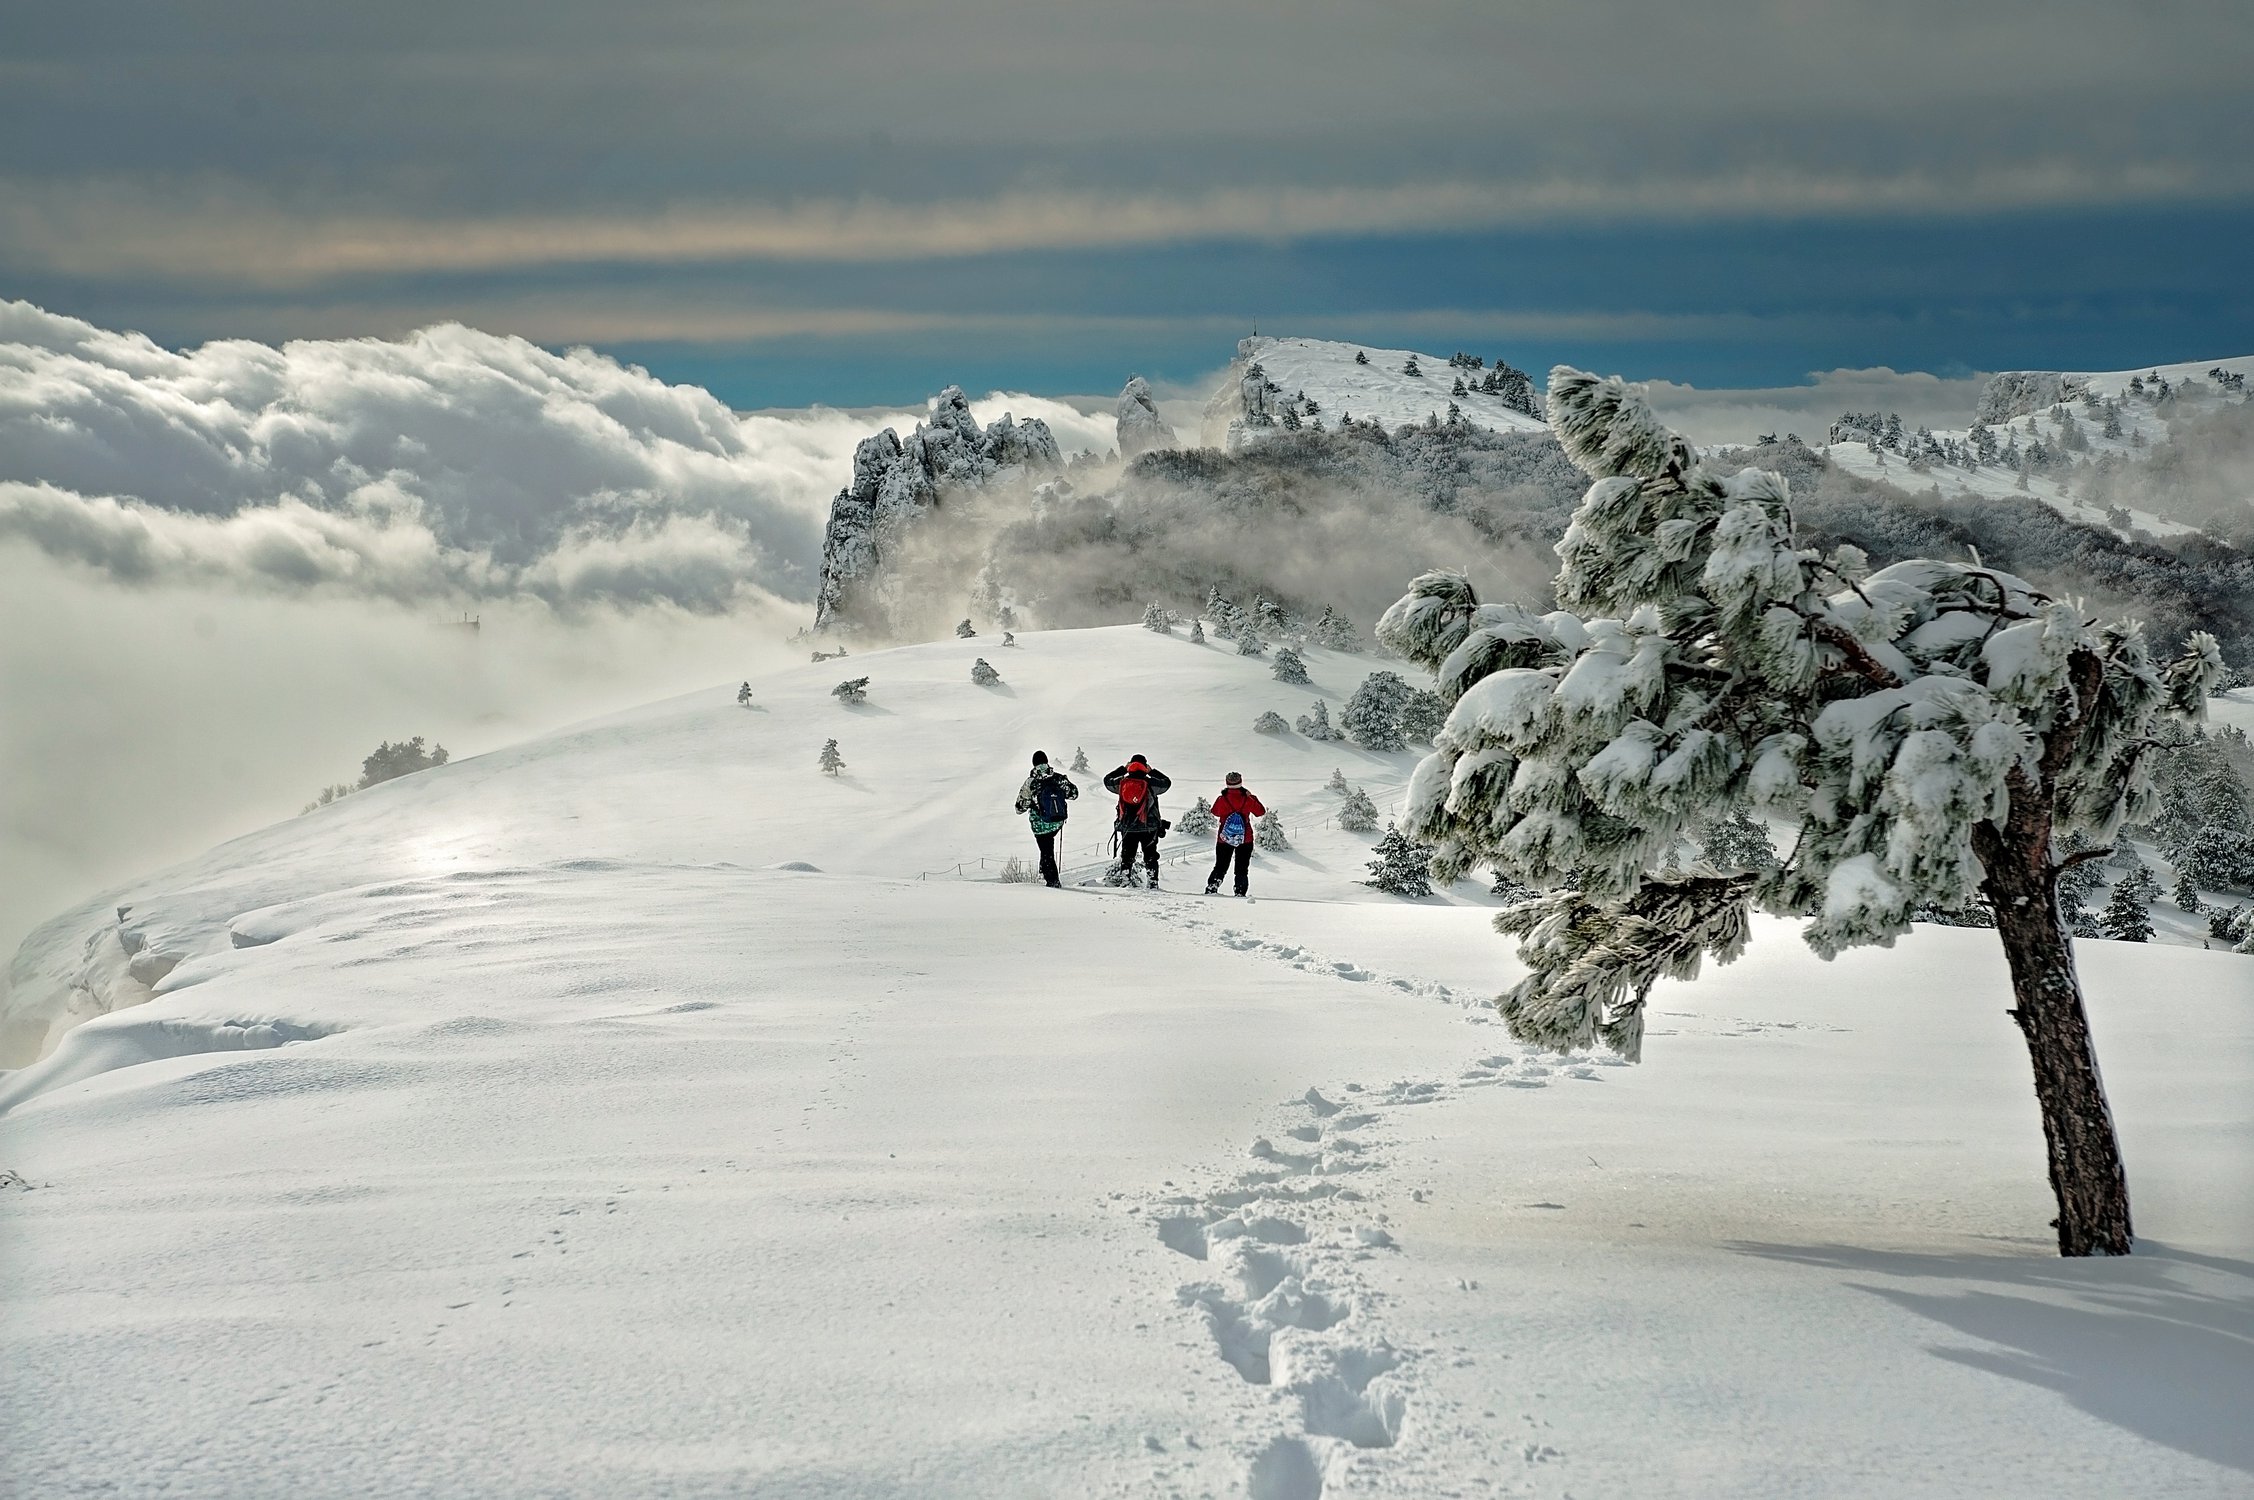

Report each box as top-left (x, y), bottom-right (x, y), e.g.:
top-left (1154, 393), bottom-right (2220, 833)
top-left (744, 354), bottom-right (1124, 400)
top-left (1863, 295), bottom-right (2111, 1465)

top-left (1125, 896), bottom-right (1619, 1496)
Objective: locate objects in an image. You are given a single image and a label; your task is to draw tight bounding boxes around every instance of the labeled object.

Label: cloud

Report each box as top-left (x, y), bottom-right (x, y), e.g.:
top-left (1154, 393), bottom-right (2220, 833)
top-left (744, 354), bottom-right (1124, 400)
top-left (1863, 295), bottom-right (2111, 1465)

top-left (3, 161), bottom-right (2240, 288)
top-left (0, 300), bottom-right (1109, 610)
top-left (1642, 368), bottom-right (1994, 447)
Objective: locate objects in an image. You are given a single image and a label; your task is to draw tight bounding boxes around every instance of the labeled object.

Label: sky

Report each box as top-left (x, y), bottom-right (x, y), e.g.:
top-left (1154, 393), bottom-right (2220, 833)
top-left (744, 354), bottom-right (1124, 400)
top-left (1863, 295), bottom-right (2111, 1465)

top-left (4, 1), bottom-right (2253, 406)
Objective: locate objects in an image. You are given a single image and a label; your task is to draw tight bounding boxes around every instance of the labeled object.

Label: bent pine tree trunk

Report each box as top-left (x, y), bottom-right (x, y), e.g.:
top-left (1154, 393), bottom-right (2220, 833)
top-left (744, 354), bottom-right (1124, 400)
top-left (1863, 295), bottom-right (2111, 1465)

top-left (1973, 789), bottom-right (2135, 1257)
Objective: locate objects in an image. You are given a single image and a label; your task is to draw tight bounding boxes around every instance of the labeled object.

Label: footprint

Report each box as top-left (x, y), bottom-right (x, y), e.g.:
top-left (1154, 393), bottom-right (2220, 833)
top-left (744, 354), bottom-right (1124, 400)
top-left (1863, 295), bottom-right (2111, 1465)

top-left (1247, 1435), bottom-right (1324, 1500)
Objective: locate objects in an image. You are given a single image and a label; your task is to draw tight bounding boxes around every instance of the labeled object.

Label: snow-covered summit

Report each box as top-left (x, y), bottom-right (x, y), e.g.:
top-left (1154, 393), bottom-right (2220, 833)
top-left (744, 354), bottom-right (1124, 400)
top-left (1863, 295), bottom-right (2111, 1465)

top-left (1200, 335), bottom-right (1548, 450)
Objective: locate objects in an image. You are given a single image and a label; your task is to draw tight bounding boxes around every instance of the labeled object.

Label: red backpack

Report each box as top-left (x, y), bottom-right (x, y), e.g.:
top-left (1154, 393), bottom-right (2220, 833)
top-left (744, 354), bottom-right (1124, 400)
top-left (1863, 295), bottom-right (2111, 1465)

top-left (1116, 770), bottom-right (1151, 825)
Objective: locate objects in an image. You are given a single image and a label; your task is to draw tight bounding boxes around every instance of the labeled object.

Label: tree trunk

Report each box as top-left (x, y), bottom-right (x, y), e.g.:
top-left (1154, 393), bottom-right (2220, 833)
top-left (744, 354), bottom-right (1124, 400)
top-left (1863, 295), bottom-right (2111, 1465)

top-left (1973, 800), bottom-right (2134, 1257)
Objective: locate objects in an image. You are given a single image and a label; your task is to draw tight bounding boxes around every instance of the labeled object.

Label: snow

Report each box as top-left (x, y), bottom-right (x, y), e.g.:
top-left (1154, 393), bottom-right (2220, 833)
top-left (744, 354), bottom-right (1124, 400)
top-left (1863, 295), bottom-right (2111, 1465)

top-left (1811, 354), bottom-right (2254, 543)
top-left (1207, 336), bottom-right (1549, 447)
top-left (4, 625), bottom-right (2251, 1497)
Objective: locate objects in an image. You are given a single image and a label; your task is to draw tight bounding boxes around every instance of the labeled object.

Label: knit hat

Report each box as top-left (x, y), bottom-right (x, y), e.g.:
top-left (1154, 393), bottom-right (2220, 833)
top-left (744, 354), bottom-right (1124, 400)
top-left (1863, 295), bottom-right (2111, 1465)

top-left (1031, 750), bottom-right (1048, 765)
top-left (1225, 771), bottom-right (1243, 785)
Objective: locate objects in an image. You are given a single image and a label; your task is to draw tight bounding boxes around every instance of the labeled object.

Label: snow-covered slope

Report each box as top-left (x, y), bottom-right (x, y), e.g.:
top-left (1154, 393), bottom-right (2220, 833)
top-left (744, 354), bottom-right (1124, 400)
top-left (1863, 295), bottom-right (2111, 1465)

top-left (3, 626), bottom-right (2250, 1498)
top-left (1202, 335), bottom-right (1549, 449)
top-left (1819, 355), bottom-right (2254, 541)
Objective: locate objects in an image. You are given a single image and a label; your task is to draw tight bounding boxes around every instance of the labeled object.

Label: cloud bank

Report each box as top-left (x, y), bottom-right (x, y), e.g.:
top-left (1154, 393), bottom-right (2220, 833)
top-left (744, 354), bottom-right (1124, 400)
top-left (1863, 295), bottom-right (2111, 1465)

top-left (0, 301), bottom-right (1111, 612)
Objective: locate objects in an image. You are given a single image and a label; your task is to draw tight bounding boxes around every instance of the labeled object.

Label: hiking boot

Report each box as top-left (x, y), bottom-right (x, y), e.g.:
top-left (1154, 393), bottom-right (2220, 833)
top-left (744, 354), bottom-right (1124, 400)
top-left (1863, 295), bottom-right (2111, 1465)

top-left (1205, 882), bottom-right (1219, 895)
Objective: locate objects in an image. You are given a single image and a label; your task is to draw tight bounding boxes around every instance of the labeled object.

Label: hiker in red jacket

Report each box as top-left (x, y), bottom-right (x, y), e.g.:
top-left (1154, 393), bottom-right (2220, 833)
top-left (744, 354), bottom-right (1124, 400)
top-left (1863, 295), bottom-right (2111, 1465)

top-left (1204, 772), bottom-right (1267, 896)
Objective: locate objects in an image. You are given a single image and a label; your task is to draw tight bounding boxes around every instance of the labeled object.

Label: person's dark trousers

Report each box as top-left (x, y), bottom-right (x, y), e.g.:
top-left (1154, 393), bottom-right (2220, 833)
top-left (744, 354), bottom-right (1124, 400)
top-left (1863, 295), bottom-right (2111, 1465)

top-left (1120, 829), bottom-right (1160, 883)
top-left (1207, 840), bottom-right (1252, 895)
top-left (1034, 831), bottom-right (1060, 887)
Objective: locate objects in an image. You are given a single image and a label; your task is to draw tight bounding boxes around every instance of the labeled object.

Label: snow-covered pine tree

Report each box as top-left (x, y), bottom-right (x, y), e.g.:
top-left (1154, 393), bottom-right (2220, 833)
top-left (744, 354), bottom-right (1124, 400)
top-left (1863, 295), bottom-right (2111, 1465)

top-left (737, 682), bottom-right (753, 706)
top-left (956, 619), bottom-right (977, 638)
top-left (832, 677), bottom-right (869, 705)
top-left (1178, 795), bottom-right (1217, 837)
top-left (1355, 349), bottom-right (1370, 365)
top-left (1313, 608), bottom-right (1361, 652)
top-left (1342, 670), bottom-right (1413, 750)
top-left (1696, 810), bottom-right (1779, 871)
top-left (1400, 687), bottom-right (1447, 744)
top-left (971, 657), bottom-right (1002, 686)
top-left (1338, 786), bottom-right (1379, 832)
top-left (1491, 868), bottom-right (1536, 905)
top-left (1254, 710), bottom-right (1290, 735)
top-left (2172, 872), bottom-right (2202, 913)
top-left (1272, 646), bottom-right (1311, 684)
top-left (1237, 631), bottom-right (1267, 658)
top-left (1143, 603), bottom-right (1173, 633)
top-left (1071, 746), bottom-right (1091, 773)
top-left (2099, 868), bottom-right (2157, 942)
top-left (1254, 598), bottom-right (1287, 638)
top-left (1403, 355), bottom-right (1420, 377)
top-left (1365, 822), bottom-right (1433, 896)
top-left (818, 738), bottom-right (845, 776)
top-left (1190, 619), bottom-right (1207, 645)
top-left (1256, 809), bottom-right (1289, 851)
top-left (2055, 831), bottom-right (2106, 921)
top-left (1327, 767), bottom-right (1351, 795)
top-left (1296, 699), bottom-right (1337, 739)
top-left (1373, 364), bottom-right (2222, 1258)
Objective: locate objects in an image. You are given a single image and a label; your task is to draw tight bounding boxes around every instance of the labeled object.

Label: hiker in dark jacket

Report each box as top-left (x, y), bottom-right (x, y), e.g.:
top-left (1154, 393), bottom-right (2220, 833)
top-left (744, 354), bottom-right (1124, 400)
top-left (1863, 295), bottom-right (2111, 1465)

top-left (1102, 754), bottom-right (1173, 887)
top-left (1204, 772), bottom-right (1267, 896)
top-left (1013, 750), bottom-right (1079, 888)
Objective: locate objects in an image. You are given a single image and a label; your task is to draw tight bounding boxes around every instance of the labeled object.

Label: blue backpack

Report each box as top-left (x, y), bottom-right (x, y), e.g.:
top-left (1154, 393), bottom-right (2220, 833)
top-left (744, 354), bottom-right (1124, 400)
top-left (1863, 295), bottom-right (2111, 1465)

top-left (1033, 774), bottom-right (1071, 824)
top-left (1220, 811), bottom-right (1249, 846)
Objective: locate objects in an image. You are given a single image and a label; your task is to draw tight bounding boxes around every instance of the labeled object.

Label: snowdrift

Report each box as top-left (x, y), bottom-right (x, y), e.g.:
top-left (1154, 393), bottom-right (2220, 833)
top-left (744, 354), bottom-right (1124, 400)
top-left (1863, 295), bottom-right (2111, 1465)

top-left (2, 626), bottom-right (2249, 1499)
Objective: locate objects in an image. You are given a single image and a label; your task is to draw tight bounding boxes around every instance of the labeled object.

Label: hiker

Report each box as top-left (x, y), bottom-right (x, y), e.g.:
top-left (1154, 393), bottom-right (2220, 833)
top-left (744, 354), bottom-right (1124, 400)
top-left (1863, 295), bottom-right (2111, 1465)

top-left (1013, 750), bottom-right (1079, 888)
top-left (1204, 772), bottom-right (1267, 896)
top-left (1103, 754), bottom-right (1173, 887)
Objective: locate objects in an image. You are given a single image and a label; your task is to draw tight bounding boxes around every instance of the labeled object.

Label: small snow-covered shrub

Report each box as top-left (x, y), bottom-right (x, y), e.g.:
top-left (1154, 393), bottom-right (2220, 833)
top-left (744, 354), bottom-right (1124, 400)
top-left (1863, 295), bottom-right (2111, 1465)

top-left (1253, 710), bottom-right (1289, 735)
top-left (832, 677), bottom-right (870, 705)
top-left (1365, 822), bottom-right (1433, 897)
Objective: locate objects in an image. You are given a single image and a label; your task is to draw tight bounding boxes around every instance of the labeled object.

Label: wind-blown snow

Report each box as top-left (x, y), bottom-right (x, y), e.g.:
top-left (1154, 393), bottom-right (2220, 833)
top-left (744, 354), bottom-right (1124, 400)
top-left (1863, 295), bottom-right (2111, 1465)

top-left (2, 624), bottom-right (2247, 1497)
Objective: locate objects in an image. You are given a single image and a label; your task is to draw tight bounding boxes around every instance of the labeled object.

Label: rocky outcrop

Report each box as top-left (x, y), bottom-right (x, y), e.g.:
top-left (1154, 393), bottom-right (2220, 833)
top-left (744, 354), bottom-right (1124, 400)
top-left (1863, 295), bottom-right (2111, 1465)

top-left (1115, 376), bottom-right (1174, 458)
top-left (811, 387), bottom-right (1060, 634)
top-left (1199, 340), bottom-right (1280, 451)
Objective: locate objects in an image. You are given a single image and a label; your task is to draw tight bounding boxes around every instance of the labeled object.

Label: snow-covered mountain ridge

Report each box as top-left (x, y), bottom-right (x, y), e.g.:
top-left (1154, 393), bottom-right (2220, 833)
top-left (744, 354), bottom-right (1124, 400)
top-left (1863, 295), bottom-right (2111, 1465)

top-left (1814, 354), bottom-right (2254, 543)
top-left (1201, 335), bottom-right (1548, 450)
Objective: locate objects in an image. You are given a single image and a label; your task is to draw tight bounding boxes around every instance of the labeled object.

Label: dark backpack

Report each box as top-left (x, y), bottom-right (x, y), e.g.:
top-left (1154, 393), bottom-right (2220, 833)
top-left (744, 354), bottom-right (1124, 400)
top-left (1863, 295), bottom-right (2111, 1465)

top-left (1033, 774), bottom-right (1070, 824)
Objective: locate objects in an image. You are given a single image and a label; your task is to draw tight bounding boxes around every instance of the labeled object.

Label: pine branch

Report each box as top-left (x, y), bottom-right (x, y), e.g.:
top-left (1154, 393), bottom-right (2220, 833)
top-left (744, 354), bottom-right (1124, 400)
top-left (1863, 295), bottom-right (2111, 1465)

top-left (2053, 846), bottom-right (2115, 875)
top-left (1805, 615), bottom-right (1905, 689)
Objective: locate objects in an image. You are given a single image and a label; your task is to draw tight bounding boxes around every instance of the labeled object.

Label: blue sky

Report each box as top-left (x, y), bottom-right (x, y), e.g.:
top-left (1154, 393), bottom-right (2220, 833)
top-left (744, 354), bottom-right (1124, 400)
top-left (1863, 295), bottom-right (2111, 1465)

top-left (5, 1), bottom-right (2251, 408)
